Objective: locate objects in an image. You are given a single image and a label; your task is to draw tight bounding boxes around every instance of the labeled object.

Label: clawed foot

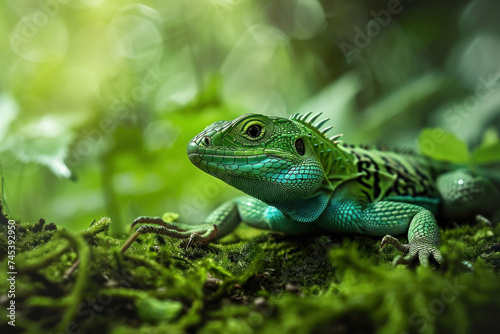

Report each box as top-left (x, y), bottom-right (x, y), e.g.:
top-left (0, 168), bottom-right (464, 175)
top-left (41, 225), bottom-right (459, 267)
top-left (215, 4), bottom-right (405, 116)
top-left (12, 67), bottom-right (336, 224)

top-left (380, 235), bottom-right (443, 266)
top-left (120, 216), bottom-right (218, 254)
top-left (180, 229), bottom-right (218, 250)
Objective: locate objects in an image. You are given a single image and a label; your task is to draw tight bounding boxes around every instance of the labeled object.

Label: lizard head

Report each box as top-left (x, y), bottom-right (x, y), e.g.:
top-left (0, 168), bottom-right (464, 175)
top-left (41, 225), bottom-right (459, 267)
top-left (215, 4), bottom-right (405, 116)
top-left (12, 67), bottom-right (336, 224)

top-left (186, 113), bottom-right (328, 205)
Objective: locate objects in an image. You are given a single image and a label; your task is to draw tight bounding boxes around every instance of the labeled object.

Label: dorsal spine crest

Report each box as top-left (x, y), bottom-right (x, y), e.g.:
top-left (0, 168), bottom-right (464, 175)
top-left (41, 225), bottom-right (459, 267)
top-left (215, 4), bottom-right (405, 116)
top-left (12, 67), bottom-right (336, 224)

top-left (290, 112), bottom-right (358, 181)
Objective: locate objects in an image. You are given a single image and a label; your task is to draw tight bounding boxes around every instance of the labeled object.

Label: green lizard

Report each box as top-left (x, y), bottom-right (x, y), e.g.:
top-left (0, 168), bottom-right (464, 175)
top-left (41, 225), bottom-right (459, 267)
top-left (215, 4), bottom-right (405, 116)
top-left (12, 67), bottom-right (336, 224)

top-left (121, 113), bottom-right (500, 266)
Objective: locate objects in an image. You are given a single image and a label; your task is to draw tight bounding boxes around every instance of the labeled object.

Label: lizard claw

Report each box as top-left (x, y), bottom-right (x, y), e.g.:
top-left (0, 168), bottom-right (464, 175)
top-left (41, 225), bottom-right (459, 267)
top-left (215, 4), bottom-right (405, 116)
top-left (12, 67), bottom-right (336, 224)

top-left (392, 245), bottom-right (443, 267)
top-left (180, 225), bottom-right (219, 250)
top-left (380, 234), bottom-right (409, 253)
top-left (380, 235), bottom-right (442, 266)
top-left (184, 232), bottom-right (201, 250)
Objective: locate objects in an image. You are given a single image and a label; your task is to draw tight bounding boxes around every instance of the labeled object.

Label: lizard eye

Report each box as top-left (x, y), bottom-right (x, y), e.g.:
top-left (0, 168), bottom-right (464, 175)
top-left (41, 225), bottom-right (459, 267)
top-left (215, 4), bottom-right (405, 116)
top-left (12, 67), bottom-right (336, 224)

top-left (295, 138), bottom-right (305, 155)
top-left (246, 125), bottom-right (261, 138)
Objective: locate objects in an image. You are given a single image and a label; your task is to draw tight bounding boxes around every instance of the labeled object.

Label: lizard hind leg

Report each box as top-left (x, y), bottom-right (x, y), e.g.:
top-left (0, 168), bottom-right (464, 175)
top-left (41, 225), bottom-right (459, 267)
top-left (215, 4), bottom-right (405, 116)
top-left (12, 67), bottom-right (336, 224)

top-left (359, 201), bottom-right (443, 266)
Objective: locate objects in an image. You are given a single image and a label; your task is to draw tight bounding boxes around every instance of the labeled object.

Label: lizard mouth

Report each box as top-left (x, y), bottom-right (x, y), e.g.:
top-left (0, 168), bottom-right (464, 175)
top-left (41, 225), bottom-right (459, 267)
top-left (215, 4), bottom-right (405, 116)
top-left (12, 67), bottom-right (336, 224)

top-left (187, 142), bottom-right (287, 174)
top-left (188, 149), bottom-right (269, 173)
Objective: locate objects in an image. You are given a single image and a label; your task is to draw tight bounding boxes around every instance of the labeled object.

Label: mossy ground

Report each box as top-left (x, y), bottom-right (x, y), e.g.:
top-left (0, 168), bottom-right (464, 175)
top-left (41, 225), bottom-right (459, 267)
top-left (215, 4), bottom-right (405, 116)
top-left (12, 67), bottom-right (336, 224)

top-left (1, 206), bottom-right (500, 334)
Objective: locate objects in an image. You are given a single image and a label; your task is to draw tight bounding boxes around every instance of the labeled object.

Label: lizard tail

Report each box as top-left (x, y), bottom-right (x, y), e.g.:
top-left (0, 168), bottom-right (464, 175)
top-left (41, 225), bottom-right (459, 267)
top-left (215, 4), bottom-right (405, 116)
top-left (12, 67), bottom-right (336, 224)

top-left (426, 157), bottom-right (500, 191)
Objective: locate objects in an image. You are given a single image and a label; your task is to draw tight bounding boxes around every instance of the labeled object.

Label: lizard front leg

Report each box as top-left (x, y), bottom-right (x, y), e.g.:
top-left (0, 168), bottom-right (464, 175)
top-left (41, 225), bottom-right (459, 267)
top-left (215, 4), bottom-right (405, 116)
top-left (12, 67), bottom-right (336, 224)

top-left (121, 196), bottom-right (326, 253)
top-left (121, 198), bottom-right (243, 253)
top-left (121, 196), bottom-right (273, 253)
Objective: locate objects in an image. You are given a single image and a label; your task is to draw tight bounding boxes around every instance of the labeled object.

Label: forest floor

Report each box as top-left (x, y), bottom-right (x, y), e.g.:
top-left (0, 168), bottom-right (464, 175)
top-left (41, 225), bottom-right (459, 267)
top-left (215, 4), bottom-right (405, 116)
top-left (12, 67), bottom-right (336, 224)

top-left (1, 202), bottom-right (500, 334)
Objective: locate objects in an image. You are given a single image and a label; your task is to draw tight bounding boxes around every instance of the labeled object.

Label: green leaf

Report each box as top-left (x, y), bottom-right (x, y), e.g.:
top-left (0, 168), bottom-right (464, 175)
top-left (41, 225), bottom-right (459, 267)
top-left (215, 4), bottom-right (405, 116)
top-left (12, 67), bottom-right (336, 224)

top-left (418, 128), bottom-right (470, 163)
top-left (8, 116), bottom-right (75, 179)
top-left (14, 135), bottom-right (74, 179)
top-left (479, 128), bottom-right (499, 147)
top-left (471, 129), bottom-right (500, 164)
top-left (161, 212), bottom-right (179, 223)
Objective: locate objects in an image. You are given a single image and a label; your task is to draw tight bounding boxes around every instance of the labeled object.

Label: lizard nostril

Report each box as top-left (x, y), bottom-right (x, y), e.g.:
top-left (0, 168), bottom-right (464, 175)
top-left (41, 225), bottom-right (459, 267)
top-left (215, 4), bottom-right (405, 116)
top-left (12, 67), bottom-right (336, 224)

top-left (203, 136), bottom-right (211, 146)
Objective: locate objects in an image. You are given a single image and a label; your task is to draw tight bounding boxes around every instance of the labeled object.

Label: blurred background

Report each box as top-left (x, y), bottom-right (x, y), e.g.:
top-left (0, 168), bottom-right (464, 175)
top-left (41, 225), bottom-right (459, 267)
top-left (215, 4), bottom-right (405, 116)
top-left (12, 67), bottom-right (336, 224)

top-left (0, 0), bottom-right (499, 233)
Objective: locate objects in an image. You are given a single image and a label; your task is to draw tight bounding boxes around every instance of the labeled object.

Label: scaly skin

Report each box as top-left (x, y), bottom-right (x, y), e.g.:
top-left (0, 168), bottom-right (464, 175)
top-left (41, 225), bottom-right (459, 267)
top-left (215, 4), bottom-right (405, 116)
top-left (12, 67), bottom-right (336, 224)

top-left (122, 113), bottom-right (500, 266)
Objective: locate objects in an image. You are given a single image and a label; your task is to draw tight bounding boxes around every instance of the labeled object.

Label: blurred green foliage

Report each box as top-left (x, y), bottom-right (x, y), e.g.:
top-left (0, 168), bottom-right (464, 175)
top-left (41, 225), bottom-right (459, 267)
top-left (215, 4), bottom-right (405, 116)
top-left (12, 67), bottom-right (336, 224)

top-left (1, 0), bottom-right (500, 234)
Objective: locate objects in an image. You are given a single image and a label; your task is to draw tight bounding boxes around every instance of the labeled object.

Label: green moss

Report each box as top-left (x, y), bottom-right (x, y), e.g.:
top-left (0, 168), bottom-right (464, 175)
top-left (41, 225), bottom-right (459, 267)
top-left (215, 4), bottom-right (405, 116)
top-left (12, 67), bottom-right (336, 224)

top-left (1, 212), bottom-right (500, 334)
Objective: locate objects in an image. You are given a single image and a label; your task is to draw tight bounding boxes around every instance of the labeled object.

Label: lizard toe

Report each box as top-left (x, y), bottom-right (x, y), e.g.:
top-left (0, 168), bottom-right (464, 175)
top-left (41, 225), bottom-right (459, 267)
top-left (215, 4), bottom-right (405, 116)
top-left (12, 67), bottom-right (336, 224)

top-left (392, 248), bottom-right (418, 266)
top-left (418, 250), bottom-right (430, 267)
top-left (431, 248), bottom-right (443, 264)
top-left (380, 235), bottom-right (410, 253)
top-left (392, 243), bottom-right (442, 266)
top-left (183, 232), bottom-right (201, 250)
top-left (180, 225), bottom-right (219, 250)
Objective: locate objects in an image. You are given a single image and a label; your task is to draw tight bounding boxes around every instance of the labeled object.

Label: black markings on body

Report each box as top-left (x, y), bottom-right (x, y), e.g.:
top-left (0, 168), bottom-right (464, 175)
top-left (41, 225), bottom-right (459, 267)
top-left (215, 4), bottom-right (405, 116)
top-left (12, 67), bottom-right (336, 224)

top-left (346, 144), bottom-right (437, 202)
top-left (351, 150), bottom-right (382, 202)
top-left (407, 160), bottom-right (438, 197)
top-left (381, 156), bottom-right (435, 198)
